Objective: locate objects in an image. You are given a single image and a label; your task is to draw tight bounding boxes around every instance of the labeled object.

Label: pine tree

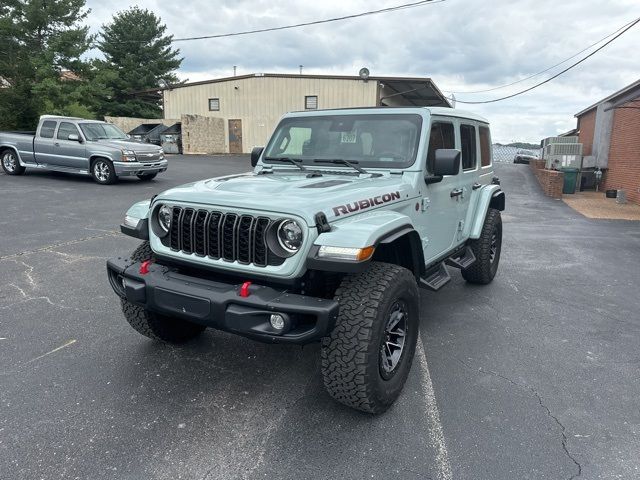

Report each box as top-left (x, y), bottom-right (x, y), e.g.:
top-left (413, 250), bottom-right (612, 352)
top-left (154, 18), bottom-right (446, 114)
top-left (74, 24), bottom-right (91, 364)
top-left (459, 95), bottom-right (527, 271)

top-left (0, 0), bottom-right (93, 129)
top-left (93, 7), bottom-right (182, 118)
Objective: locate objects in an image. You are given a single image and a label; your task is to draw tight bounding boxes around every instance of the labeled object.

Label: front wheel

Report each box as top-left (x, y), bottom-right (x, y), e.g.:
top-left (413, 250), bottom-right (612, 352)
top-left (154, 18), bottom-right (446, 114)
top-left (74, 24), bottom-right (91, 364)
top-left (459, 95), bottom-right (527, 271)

top-left (120, 242), bottom-right (206, 343)
top-left (91, 158), bottom-right (117, 185)
top-left (462, 208), bottom-right (502, 284)
top-left (1, 150), bottom-right (26, 175)
top-left (321, 262), bottom-right (420, 414)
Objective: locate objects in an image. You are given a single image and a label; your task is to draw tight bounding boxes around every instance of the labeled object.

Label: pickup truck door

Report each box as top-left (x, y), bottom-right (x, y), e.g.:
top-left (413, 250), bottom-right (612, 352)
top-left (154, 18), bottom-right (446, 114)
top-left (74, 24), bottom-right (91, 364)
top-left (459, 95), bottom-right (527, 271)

top-left (52, 122), bottom-right (86, 169)
top-left (33, 120), bottom-right (58, 166)
top-left (419, 120), bottom-right (462, 264)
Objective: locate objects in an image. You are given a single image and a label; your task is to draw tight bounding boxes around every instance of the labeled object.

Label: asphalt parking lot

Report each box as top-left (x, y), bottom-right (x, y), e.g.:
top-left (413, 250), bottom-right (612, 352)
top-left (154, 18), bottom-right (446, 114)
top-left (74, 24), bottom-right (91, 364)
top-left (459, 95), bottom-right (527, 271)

top-left (1, 156), bottom-right (639, 480)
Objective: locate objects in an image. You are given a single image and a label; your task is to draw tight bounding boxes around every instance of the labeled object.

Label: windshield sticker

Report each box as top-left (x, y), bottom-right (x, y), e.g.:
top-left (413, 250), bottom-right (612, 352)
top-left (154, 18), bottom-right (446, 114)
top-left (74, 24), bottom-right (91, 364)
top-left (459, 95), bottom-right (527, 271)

top-left (340, 132), bottom-right (357, 143)
top-left (332, 191), bottom-right (401, 217)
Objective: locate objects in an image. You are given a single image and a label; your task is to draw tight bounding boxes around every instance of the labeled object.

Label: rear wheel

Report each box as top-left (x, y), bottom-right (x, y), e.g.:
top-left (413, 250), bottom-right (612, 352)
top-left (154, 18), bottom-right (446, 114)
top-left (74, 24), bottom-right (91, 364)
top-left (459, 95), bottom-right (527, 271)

top-left (1, 150), bottom-right (26, 175)
top-left (91, 158), bottom-right (117, 185)
top-left (120, 242), bottom-right (206, 343)
top-left (321, 262), bottom-right (419, 414)
top-left (462, 208), bottom-right (502, 284)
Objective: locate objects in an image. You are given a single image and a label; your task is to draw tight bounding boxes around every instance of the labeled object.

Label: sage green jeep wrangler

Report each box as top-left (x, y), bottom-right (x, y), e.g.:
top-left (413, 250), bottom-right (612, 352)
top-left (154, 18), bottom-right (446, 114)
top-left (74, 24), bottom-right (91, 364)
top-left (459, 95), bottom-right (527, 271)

top-left (107, 107), bottom-right (505, 414)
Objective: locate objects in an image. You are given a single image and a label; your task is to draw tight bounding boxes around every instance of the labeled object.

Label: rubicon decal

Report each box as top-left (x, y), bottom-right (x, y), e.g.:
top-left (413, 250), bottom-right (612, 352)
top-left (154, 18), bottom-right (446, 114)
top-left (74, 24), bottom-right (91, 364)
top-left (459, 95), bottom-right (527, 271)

top-left (333, 191), bottom-right (401, 217)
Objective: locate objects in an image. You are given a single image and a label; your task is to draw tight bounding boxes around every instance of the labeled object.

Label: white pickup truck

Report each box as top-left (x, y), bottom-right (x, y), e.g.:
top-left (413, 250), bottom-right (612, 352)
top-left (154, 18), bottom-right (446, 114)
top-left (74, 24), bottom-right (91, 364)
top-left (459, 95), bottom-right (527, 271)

top-left (0, 115), bottom-right (168, 184)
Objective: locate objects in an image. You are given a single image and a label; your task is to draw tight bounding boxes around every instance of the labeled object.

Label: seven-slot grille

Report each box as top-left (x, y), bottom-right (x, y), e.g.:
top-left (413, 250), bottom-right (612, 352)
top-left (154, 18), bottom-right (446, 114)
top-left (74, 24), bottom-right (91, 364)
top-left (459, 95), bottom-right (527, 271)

top-left (168, 206), bottom-right (272, 267)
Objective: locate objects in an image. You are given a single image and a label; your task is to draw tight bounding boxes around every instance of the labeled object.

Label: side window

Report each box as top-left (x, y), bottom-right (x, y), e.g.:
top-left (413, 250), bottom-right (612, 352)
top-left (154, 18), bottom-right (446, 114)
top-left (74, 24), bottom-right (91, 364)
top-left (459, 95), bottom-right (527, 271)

top-left (39, 120), bottom-right (57, 139)
top-left (57, 122), bottom-right (79, 140)
top-left (479, 126), bottom-right (492, 167)
top-left (427, 122), bottom-right (455, 173)
top-left (460, 124), bottom-right (477, 170)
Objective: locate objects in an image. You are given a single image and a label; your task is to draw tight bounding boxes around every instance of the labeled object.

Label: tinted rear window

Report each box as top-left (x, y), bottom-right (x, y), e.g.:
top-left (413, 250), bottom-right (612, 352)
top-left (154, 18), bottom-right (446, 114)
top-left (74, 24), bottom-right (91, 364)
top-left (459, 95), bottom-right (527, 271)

top-left (40, 121), bottom-right (57, 139)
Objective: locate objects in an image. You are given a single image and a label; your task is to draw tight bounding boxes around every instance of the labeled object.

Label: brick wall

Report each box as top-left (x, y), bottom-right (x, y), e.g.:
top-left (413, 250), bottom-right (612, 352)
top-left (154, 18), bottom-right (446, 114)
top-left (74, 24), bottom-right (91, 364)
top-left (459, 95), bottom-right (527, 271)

top-left (578, 108), bottom-right (596, 156)
top-left (603, 103), bottom-right (640, 204)
top-left (530, 159), bottom-right (564, 199)
top-left (181, 114), bottom-right (225, 154)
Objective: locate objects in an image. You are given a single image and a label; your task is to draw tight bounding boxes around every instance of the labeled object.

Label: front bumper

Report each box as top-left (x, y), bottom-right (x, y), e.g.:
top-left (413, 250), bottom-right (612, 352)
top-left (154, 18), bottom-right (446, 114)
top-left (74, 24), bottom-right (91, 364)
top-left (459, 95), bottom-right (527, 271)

top-left (114, 159), bottom-right (168, 176)
top-left (106, 257), bottom-right (339, 344)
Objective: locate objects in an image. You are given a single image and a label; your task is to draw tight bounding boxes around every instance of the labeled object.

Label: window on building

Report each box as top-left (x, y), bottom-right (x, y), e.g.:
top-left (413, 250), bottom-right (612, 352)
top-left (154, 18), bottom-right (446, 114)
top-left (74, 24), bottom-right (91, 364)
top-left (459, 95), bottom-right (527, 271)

top-left (305, 95), bottom-right (318, 110)
top-left (39, 120), bottom-right (57, 139)
top-left (57, 122), bottom-right (80, 140)
top-left (208, 98), bottom-right (220, 111)
top-left (460, 124), bottom-right (477, 170)
top-left (479, 126), bottom-right (492, 167)
top-left (427, 122), bottom-right (455, 173)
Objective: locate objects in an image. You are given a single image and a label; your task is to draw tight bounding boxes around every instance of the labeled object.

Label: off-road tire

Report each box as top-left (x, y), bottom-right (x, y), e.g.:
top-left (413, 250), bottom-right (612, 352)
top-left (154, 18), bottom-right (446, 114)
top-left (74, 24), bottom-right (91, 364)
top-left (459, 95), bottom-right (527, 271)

top-left (462, 208), bottom-right (502, 284)
top-left (91, 157), bottom-right (117, 185)
top-left (120, 241), bottom-right (206, 343)
top-left (321, 262), bottom-right (419, 414)
top-left (1, 149), bottom-right (26, 175)
top-left (137, 173), bottom-right (157, 181)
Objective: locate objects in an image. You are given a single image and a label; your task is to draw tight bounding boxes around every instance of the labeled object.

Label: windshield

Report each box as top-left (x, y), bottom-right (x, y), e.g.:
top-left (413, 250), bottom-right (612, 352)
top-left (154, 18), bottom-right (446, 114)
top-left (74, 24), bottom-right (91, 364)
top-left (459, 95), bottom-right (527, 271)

top-left (263, 114), bottom-right (423, 169)
top-left (80, 123), bottom-right (128, 141)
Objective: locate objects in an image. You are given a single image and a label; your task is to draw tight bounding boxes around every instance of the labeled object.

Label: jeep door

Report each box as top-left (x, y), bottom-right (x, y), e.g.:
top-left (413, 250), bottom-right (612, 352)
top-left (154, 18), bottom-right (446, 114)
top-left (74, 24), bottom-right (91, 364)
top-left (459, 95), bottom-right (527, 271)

top-left (420, 119), bottom-right (462, 263)
top-left (53, 122), bottom-right (86, 169)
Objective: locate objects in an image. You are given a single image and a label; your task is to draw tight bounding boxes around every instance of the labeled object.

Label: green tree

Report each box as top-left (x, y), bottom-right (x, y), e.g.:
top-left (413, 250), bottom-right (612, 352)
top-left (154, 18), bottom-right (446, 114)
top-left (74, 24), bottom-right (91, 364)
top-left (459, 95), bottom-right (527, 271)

top-left (93, 7), bottom-right (182, 118)
top-left (0, 0), bottom-right (93, 130)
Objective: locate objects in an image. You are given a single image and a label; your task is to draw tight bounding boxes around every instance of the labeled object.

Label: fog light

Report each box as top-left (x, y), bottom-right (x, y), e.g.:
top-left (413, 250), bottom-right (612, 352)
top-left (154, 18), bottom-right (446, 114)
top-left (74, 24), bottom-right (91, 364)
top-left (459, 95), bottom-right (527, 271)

top-left (270, 314), bottom-right (285, 330)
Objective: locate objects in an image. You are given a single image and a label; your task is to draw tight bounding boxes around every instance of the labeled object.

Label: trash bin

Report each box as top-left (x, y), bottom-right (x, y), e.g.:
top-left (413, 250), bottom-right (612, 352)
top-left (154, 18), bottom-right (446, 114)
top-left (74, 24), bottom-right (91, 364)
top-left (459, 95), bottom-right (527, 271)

top-left (560, 167), bottom-right (579, 194)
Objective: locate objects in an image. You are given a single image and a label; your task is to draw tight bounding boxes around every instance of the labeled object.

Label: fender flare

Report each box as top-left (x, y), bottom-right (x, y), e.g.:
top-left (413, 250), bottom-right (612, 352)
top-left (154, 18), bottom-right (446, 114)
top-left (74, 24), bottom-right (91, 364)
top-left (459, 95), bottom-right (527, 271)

top-left (468, 187), bottom-right (505, 239)
top-left (0, 145), bottom-right (25, 167)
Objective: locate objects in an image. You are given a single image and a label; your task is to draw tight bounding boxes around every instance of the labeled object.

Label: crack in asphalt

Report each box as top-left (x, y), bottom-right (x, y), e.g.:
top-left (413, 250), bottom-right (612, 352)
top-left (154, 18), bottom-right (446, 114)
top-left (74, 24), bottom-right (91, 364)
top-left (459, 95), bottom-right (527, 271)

top-left (453, 357), bottom-right (582, 480)
top-left (0, 230), bottom-right (119, 261)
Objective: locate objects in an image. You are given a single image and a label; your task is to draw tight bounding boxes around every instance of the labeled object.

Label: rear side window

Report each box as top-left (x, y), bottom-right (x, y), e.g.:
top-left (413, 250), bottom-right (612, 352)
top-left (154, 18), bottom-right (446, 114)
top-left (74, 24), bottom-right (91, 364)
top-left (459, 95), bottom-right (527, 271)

top-left (460, 124), bottom-right (477, 170)
top-left (57, 122), bottom-right (79, 140)
top-left (427, 122), bottom-right (455, 173)
top-left (39, 121), bottom-right (57, 139)
top-left (479, 126), bottom-right (492, 167)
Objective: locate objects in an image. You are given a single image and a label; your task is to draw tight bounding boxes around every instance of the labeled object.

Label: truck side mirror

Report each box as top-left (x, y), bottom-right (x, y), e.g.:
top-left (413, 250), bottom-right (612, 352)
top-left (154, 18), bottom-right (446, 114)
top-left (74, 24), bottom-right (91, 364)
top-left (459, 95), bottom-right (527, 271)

top-left (251, 147), bottom-right (264, 167)
top-left (68, 133), bottom-right (81, 142)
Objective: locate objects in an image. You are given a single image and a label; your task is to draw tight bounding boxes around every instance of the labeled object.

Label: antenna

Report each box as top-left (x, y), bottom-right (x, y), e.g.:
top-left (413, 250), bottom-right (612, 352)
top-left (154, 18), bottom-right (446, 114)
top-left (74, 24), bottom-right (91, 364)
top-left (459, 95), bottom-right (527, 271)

top-left (299, 65), bottom-right (303, 75)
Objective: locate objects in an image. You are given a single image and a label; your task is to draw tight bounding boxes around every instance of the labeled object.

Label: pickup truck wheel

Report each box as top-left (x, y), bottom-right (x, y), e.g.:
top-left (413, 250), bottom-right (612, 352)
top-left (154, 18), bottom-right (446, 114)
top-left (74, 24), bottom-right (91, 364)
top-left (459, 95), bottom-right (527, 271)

top-left (462, 208), bottom-right (502, 284)
top-left (91, 158), bottom-right (117, 185)
top-left (1, 150), bottom-right (26, 175)
top-left (120, 241), bottom-right (206, 343)
top-left (137, 173), bottom-right (157, 181)
top-left (321, 262), bottom-right (419, 414)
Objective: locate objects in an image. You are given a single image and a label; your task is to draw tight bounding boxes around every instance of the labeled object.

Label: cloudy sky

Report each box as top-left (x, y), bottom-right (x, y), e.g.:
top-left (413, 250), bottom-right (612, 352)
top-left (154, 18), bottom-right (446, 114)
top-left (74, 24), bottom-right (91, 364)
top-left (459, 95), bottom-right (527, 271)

top-left (84, 0), bottom-right (639, 143)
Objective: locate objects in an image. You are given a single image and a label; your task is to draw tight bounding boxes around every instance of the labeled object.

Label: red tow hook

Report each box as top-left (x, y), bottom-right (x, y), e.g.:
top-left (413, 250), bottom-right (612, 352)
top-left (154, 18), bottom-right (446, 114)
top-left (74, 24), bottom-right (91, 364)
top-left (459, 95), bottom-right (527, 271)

top-left (139, 260), bottom-right (153, 275)
top-left (239, 281), bottom-right (252, 298)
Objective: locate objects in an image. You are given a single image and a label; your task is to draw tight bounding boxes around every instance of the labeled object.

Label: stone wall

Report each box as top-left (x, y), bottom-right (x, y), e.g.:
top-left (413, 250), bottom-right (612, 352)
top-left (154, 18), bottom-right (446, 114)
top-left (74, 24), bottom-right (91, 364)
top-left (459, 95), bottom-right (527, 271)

top-left (180, 114), bottom-right (225, 154)
top-left (104, 116), bottom-right (178, 134)
top-left (530, 159), bottom-right (564, 199)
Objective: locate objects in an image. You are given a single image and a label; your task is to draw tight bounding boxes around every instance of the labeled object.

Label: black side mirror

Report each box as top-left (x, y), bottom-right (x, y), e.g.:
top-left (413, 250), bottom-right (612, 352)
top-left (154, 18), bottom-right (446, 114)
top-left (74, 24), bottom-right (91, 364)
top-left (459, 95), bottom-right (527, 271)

top-left (251, 147), bottom-right (264, 167)
top-left (433, 149), bottom-right (461, 176)
top-left (425, 149), bottom-right (461, 184)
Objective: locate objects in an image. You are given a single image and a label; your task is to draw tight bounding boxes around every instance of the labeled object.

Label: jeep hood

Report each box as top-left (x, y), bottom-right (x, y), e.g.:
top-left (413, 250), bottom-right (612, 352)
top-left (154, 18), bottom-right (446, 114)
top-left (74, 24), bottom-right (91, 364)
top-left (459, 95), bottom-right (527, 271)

top-left (153, 171), bottom-right (417, 224)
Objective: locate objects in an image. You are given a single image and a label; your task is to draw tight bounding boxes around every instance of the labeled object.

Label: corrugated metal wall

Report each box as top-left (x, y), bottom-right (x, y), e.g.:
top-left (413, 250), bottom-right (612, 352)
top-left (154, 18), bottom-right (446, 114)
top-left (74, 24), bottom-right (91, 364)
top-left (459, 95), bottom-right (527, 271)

top-left (163, 76), bottom-right (379, 153)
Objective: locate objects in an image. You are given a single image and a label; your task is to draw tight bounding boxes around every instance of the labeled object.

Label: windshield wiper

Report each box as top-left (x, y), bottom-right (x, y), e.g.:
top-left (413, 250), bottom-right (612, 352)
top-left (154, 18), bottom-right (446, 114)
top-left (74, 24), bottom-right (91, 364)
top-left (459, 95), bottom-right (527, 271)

top-left (313, 158), bottom-right (374, 176)
top-left (264, 156), bottom-right (308, 172)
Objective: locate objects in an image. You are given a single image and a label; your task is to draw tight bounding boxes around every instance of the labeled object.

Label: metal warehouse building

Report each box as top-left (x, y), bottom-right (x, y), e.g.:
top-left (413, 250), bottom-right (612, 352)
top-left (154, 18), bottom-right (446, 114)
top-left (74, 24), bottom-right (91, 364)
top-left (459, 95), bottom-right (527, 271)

top-left (159, 73), bottom-right (451, 154)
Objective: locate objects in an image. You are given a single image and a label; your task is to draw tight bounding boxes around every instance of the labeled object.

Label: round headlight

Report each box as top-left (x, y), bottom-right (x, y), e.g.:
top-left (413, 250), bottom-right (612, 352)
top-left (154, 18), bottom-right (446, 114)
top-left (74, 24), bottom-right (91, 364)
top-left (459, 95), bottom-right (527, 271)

top-left (277, 219), bottom-right (303, 253)
top-left (158, 205), bottom-right (172, 233)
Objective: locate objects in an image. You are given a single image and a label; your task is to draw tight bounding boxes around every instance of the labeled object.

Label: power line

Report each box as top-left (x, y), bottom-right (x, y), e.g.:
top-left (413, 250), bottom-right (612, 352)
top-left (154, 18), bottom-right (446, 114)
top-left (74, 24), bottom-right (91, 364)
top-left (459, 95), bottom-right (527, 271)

top-left (101, 0), bottom-right (445, 45)
top-left (455, 16), bottom-right (640, 105)
top-left (445, 17), bottom-right (639, 95)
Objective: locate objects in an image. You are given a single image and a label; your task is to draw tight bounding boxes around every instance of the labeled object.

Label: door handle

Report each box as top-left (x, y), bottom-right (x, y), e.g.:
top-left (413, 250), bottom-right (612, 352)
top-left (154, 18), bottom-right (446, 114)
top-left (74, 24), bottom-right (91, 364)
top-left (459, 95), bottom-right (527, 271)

top-left (472, 182), bottom-right (482, 190)
top-left (450, 188), bottom-right (463, 198)
top-left (54, 142), bottom-right (60, 147)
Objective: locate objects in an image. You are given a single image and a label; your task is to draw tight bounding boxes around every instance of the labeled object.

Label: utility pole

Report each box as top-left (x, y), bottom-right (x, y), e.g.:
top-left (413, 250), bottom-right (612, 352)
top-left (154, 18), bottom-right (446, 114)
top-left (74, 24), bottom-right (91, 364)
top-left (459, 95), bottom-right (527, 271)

top-left (299, 65), bottom-right (303, 75)
top-left (233, 66), bottom-right (237, 76)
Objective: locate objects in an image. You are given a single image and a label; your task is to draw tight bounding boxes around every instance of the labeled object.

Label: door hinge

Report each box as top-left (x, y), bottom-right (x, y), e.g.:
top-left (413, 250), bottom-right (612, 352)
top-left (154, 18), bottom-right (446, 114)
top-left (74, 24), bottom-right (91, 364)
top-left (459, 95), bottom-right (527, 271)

top-left (422, 197), bottom-right (431, 211)
top-left (457, 220), bottom-right (465, 231)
